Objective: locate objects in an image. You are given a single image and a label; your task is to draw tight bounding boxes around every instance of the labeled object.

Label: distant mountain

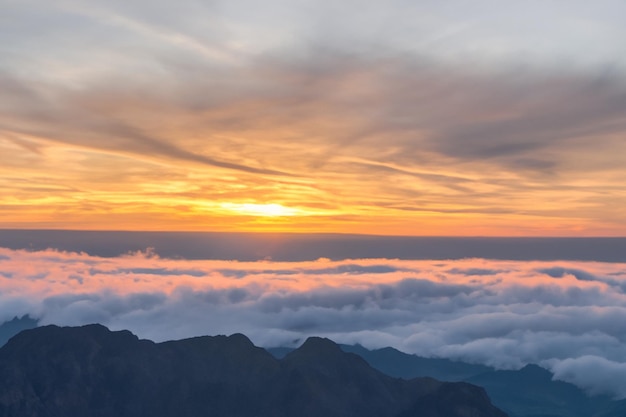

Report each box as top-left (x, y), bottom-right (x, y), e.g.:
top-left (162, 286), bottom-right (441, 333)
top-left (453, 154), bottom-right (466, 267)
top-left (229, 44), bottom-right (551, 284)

top-left (341, 344), bottom-right (493, 381)
top-left (466, 364), bottom-right (613, 417)
top-left (266, 346), bottom-right (294, 359)
top-left (0, 316), bottom-right (38, 346)
top-left (337, 345), bottom-right (618, 416)
top-left (0, 324), bottom-right (507, 417)
top-left (271, 344), bottom-right (619, 417)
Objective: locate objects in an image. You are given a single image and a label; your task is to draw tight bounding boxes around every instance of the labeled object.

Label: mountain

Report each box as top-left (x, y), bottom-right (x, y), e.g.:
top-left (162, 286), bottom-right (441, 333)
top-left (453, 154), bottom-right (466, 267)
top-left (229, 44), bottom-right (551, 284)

top-left (0, 324), bottom-right (507, 417)
top-left (0, 316), bottom-right (38, 347)
top-left (466, 365), bottom-right (614, 417)
top-left (340, 344), bottom-right (493, 381)
top-left (338, 345), bottom-right (617, 417)
top-left (283, 344), bottom-right (618, 417)
top-left (268, 344), bottom-right (493, 381)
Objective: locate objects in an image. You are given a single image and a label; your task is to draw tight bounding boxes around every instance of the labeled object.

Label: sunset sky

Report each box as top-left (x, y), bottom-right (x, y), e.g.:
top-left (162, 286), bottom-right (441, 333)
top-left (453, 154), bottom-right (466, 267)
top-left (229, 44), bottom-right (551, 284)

top-left (2, 0), bottom-right (626, 235)
top-left (3, 1), bottom-right (626, 400)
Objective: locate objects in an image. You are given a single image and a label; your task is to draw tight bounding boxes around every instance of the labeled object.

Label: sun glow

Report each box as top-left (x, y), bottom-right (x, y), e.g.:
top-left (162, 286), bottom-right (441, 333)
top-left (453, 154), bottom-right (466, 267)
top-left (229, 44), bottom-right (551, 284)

top-left (220, 203), bottom-right (300, 217)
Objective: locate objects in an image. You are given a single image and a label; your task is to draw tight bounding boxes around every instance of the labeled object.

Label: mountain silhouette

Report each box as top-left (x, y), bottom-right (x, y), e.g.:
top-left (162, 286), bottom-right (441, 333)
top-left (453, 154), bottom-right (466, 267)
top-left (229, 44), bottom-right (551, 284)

top-left (0, 324), bottom-right (507, 417)
top-left (269, 344), bottom-right (623, 417)
top-left (339, 344), bottom-right (493, 381)
top-left (466, 364), bottom-right (614, 417)
top-left (0, 315), bottom-right (38, 347)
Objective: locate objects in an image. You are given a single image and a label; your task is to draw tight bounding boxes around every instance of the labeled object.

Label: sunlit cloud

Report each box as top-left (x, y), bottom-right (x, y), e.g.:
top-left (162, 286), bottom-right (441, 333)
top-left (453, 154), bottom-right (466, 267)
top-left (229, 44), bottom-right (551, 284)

top-left (2, 247), bottom-right (626, 397)
top-left (0, 1), bottom-right (625, 235)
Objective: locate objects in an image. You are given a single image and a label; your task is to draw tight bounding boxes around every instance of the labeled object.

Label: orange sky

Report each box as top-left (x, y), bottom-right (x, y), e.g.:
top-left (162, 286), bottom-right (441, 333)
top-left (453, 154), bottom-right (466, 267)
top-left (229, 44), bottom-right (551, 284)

top-left (1, 1), bottom-right (625, 236)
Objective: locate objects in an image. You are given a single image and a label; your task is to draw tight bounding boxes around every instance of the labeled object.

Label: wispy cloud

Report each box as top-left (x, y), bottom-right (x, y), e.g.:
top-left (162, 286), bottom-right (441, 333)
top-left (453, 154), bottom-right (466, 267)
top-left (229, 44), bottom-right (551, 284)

top-left (2, 247), bottom-right (626, 397)
top-left (1, 1), bottom-right (625, 234)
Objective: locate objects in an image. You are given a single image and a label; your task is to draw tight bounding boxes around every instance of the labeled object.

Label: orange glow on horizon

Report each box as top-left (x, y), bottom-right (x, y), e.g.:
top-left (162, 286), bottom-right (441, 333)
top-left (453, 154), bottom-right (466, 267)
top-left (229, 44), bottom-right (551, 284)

top-left (1, 71), bottom-right (625, 237)
top-left (219, 203), bottom-right (302, 217)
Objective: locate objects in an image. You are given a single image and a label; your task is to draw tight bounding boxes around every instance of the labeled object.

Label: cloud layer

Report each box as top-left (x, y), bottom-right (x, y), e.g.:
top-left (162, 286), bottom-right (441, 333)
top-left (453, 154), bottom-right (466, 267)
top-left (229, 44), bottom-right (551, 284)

top-left (2, 246), bottom-right (626, 397)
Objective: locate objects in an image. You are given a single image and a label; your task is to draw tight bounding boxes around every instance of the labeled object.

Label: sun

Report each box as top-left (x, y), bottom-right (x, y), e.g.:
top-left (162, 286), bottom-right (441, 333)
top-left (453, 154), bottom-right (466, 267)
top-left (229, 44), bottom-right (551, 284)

top-left (220, 203), bottom-right (300, 217)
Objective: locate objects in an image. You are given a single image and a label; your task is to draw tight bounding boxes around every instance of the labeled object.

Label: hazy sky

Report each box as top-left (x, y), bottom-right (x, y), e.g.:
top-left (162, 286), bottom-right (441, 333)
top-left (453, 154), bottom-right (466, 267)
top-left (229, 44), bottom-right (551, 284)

top-left (1, 0), bottom-right (626, 235)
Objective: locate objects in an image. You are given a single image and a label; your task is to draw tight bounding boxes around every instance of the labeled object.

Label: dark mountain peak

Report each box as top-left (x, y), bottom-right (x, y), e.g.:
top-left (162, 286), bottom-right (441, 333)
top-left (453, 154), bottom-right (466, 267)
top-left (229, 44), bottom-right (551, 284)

top-left (298, 336), bottom-right (341, 353)
top-left (285, 336), bottom-right (358, 366)
top-left (284, 337), bottom-right (346, 366)
top-left (74, 323), bottom-right (141, 345)
top-left (79, 323), bottom-right (109, 331)
top-left (165, 332), bottom-right (264, 359)
top-left (54, 323), bottom-right (139, 343)
top-left (226, 332), bottom-right (255, 347)
top-left (11, 323), bottom-right (126, 340)
top-left (1, 323), bottom-right (147, 360)
top-left (519, 363), bottom-right (551, 376)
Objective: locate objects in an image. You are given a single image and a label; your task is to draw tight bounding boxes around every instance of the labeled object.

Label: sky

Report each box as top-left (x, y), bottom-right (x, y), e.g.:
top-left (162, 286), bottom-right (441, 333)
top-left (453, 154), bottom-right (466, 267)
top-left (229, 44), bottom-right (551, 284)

top-left (2, 0), bottom-right (626, 401)
top-left (1, 0), bottom-right (626, 235)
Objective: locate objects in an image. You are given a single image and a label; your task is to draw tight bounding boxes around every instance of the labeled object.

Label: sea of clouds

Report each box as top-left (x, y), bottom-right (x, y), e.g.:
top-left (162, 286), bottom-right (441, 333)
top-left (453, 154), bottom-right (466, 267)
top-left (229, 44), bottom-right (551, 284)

top-left (1, 247), bottom-right (626, 397)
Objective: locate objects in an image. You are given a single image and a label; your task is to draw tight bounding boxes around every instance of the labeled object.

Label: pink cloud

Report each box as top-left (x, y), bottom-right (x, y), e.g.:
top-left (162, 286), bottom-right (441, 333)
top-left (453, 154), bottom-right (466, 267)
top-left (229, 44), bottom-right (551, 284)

top-left (2, 247), bottom-right (626, 397)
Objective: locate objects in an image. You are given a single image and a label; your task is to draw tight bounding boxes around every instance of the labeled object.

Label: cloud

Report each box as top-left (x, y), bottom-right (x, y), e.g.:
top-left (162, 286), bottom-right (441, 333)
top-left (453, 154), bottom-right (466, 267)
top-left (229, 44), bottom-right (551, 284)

top-left (2, 246), bottom-right (626, 397)
top-left (552, 356), bottom-right (626, 399)
top-left (1, 1), bottom-right (626, 234)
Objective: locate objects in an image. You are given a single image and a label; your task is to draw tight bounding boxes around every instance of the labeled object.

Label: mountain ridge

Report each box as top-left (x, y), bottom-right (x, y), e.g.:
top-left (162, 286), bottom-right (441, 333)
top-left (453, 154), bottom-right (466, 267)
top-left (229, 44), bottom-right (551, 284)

top-left (0, 324), bottom-right (506, 417)
top-left (1, 318), bottom-right (622, 417)
top-left (267, 344), bottom-right (622, 417)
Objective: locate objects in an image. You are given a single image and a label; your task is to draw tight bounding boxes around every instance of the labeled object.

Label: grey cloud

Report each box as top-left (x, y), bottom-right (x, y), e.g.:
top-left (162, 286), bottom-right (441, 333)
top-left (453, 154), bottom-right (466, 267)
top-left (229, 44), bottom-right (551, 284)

top-left (439, 308), bottom-right (626, 345)
top-left (42, 293), bottom-right (102, 311)
top-left (406, 71), bottom-right (625, 172)
top-left (552, 356), bottom-right (626, 398)
top-left (89, 267), bottom-right (208, 277)
top-left (40, 292), bottom-right (168, 326)
top-left (394, 278), bottom-right (475, 299)
top-left (3, 42), bottom-right (626, 181)
top-left (172, 285), bottom-right (262, 306)
top-left (495, 284), bottom-right (608, 307)
top-left (446, 268), bottom-right (505, 276)
top-left (430, 79), bottom-right (626, 165)
top-left (539, 266), bottom-right (626, 293)
top-left (256, 279), bottom-right (475, 314)
top-left (217, 264), bottom-right (400, 278)
top-left (303, 264), bottom-right (401, 275)
top-left (0, 72), bottom-right (292, 176)
top-left (538, 267), bottom-right (598, 281)
top-left (216, 269), bottom-right (249, 278)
